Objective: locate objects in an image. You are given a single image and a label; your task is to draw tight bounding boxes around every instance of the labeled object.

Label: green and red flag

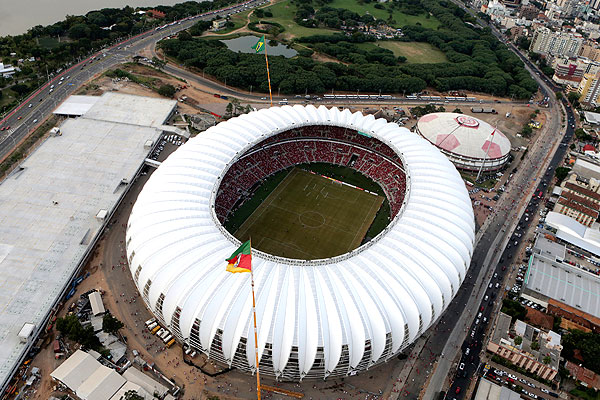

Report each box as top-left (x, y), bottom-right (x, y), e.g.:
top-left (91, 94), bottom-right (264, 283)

top-left (226, 240), bottom-right (252, 273)
top-left (251, 35), bottom-right (266, 53)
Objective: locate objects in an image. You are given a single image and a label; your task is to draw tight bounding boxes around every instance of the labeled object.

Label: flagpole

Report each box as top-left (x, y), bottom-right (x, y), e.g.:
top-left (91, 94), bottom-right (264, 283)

top-left (264, 45), bottom-right (273, 107)
top-left (249, 239), bottom-right (262, 399)
top-left (476, 124), bottom-right (496, 182)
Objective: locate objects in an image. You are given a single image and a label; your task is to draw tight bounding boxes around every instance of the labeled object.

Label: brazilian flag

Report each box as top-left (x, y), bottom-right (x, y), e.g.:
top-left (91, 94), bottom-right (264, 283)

top-left (251, 35), bottom-right (266, 53)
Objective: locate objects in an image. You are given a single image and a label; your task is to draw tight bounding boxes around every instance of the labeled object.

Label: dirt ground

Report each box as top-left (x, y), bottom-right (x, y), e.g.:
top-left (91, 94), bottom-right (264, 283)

top-left (80, 63), bottom-right (229, 117)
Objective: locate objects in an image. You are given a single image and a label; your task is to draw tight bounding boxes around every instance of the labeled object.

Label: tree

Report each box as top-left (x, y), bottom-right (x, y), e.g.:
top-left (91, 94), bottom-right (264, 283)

top-left (501, 299), bottom-right (527, 322)
top-left (553, 316), bottom-right (562, 331)
top-left (132, 55), bottom-right (143, 64)
top-left (575, 128), bottom-right (593, 141)
top-left (531, 341), bottom-right (540, 350)
top-left (554, 167), bottom-right (571, 183)
top-left (453, 108), bottom-right (462, 113)
top-left (152, 56), bottom-right (166, 70)
top-left (11, 83), bottom-right (29, 97)
top-left (68, 24), bottom-right (91, 39)
top-left (568, 91), bottom-right (581, 106)
top-left (55, 314), bottom-right (101, 350)
top-left (225, 102), bottom-right (233, 118)
top-left (121, 390), bottom-right (144, 400)
top-left (514, 336), bottom-right (523, 345)
top-left (543, 355), bottom-right (552, 364)
top-left (178, 31), bottom-right (192, 41)
top-left (516, 36), bottom-right (531, 51)
top-left (556, 91), bottom-right (563, 100)
top-left (158, 84), bottom-right (176, 98)
top-left (521, 124), bottom-right (533, 137)
top-left (102, 313), bottom-right (124, 334)
top-left (562, 330), bottom-right (600, 374)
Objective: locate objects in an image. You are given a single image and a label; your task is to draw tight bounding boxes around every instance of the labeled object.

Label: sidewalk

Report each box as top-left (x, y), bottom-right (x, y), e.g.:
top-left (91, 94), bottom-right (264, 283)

top-left (388, 336), bottom-right (429, 399)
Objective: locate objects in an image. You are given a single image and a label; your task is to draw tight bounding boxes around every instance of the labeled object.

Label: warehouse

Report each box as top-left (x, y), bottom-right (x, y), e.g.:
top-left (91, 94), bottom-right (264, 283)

top-left (0, 93), bottom-right (176, 394)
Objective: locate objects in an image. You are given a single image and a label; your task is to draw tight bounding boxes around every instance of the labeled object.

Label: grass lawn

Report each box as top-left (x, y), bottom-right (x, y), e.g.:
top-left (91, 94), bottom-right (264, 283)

top-left (38, 36), bottom-right (60, 49)
top-left (211, 9), bottom-right (253, 35)
top-left (327, 0), bottom-right (439, 29)
top-left (234, 168), bottom-right (383, 259)
top-left (255, 1), bottom-right (339, 39)
top-left (376, 41), bottom-right (447, 63)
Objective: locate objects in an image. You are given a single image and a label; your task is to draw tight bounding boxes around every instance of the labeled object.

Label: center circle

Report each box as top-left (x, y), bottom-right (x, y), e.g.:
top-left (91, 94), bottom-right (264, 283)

top-left (299, 210), bottom-right (325, 227)
top-left (215, 125), bottom-right (407, 260)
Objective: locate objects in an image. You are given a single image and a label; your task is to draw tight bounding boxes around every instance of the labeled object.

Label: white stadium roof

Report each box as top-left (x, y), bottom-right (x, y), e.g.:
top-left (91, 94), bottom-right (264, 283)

top-left (416, 113), bottom-right (511, 162)
top-left (126, 105), bottom-right (475, 380)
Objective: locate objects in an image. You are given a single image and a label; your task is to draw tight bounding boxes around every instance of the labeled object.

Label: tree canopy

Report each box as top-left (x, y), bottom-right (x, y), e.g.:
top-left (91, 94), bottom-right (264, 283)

top-left (159, 0), bottom-right (536, 98)
top-left (562, 330), bottom-right (600, 374)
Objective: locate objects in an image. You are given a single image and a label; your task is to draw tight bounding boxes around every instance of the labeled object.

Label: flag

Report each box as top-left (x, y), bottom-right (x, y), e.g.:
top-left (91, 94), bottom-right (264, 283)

top-left (251, 35), bottom-right (266, 53)
top-left (226, 240), bottom-right (252, 273)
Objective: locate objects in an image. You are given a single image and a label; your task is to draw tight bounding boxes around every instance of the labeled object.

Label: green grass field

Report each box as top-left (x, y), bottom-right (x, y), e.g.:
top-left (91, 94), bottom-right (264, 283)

top-left (255, 1), bottom-right (438, 39)
top-left (327, 0), bottom-right (440, 29)
top-left (252, 1), bottom-right (338, 39)
top-left (374, 41), bottom-right (448, 63)
top-left (234, 168), bottom-right (384, 259)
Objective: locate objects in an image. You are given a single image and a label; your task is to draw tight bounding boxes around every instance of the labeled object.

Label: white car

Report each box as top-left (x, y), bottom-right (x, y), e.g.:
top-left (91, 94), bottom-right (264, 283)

top-left (459, 363), bottom-right (465, 370)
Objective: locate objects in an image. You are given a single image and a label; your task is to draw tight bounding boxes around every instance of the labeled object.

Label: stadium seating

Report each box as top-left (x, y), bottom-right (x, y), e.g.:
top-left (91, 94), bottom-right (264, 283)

top-left (215, 125), bottom-right (407, 222)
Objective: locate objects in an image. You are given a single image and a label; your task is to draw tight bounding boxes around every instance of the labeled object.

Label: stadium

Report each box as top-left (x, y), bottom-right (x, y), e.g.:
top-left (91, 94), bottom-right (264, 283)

top-left (126, 105), bottom-right (475, 381)
top-left (415, 112), bottom-right (512, 172)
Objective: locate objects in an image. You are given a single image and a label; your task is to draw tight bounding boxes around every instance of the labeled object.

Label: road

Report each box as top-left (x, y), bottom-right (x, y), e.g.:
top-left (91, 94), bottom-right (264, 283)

top-left (401, 5), bottom-right (573, 399)
top-left (0, 0), bottom-right (268, 162)
top-left (0, 0), bottom-right (534, 165)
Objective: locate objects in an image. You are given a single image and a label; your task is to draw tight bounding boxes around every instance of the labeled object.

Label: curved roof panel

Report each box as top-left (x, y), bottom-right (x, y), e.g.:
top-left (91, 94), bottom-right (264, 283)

top-left (126, 105), bottom-right (475, 380)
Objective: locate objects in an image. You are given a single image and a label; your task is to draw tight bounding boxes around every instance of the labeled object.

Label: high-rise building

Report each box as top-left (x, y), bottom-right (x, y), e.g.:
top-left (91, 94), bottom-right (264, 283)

top-left (530, 27), bottom-right (584, 57)
top-left (579, 41), bottom-right (600, 62)
top-left (578, 71), bottom-right (600, 106)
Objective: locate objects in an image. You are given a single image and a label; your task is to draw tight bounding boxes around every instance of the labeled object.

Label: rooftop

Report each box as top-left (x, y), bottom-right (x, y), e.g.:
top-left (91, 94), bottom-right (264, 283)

top-left (0, 93), bottom-right (170, 391)
top-left (560, 190), bottom-right (600, 211)
top-left (82, 92), bottom-right (175, 127)
top-left (557, 197), bottom-right (599, 219)
top-left (564, 181), bottom-right (600, 202)
top-left (526, 248), bottom-right (600, 319)
top-left (53, 95), bottom-right (100, 117)
top-left (475, 378), bottom-right (521, 400)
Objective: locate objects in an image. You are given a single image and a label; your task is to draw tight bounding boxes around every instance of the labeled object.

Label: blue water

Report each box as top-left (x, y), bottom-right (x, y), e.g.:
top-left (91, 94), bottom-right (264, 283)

top-left (221, 35), bottom-right (298, 58)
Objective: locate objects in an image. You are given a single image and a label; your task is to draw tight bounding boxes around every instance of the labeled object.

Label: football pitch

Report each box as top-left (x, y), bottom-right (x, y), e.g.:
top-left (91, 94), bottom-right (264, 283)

top-left (234, 168), bottom-right (384, 260)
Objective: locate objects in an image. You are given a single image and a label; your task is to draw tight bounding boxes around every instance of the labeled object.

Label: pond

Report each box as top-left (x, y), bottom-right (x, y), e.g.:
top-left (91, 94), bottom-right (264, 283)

top-left (220, 35), bottom-right (298, 58)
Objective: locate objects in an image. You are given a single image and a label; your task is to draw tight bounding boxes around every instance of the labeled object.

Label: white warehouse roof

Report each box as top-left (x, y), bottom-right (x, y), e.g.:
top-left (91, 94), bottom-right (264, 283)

top-left (416, 113), bottom-right (511, 162)
top-left (76, 366), bottom-right (125, 400)
top-left (126, 105), bottom-right (475, 380)
top-left (54, 95), bottom-right (99, 117)
top-left (89, 291), bottom-right (105, 316)
top-left (82, 92), bottom-right (176, 127)
top-left (51, 350), bottom-right (100, 389)
top-left (0, 103), bottom-right (162, 393)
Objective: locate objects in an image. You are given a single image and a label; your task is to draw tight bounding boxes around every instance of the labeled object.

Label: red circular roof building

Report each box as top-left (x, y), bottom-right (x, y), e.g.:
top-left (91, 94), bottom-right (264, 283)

top-left (416, 113), bottom-right (512, 172)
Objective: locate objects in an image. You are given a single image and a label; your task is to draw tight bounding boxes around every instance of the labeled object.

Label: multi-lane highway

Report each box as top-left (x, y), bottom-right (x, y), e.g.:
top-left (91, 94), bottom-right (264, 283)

top-left (0, 0), bottom-right (266, 162)
top-left (401, 3), bottom-right (574, 398)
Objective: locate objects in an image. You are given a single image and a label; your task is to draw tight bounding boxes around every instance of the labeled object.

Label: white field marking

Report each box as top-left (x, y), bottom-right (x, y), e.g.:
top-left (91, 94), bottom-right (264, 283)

top-left (235, 168), bottom-right (298, 237)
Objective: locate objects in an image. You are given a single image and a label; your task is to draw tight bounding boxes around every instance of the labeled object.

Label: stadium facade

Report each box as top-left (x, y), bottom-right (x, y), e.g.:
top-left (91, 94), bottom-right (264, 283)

top-left (415, 112), bottom-right (511, 172)
top-left (126, 105), bottom-right (475, 381)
